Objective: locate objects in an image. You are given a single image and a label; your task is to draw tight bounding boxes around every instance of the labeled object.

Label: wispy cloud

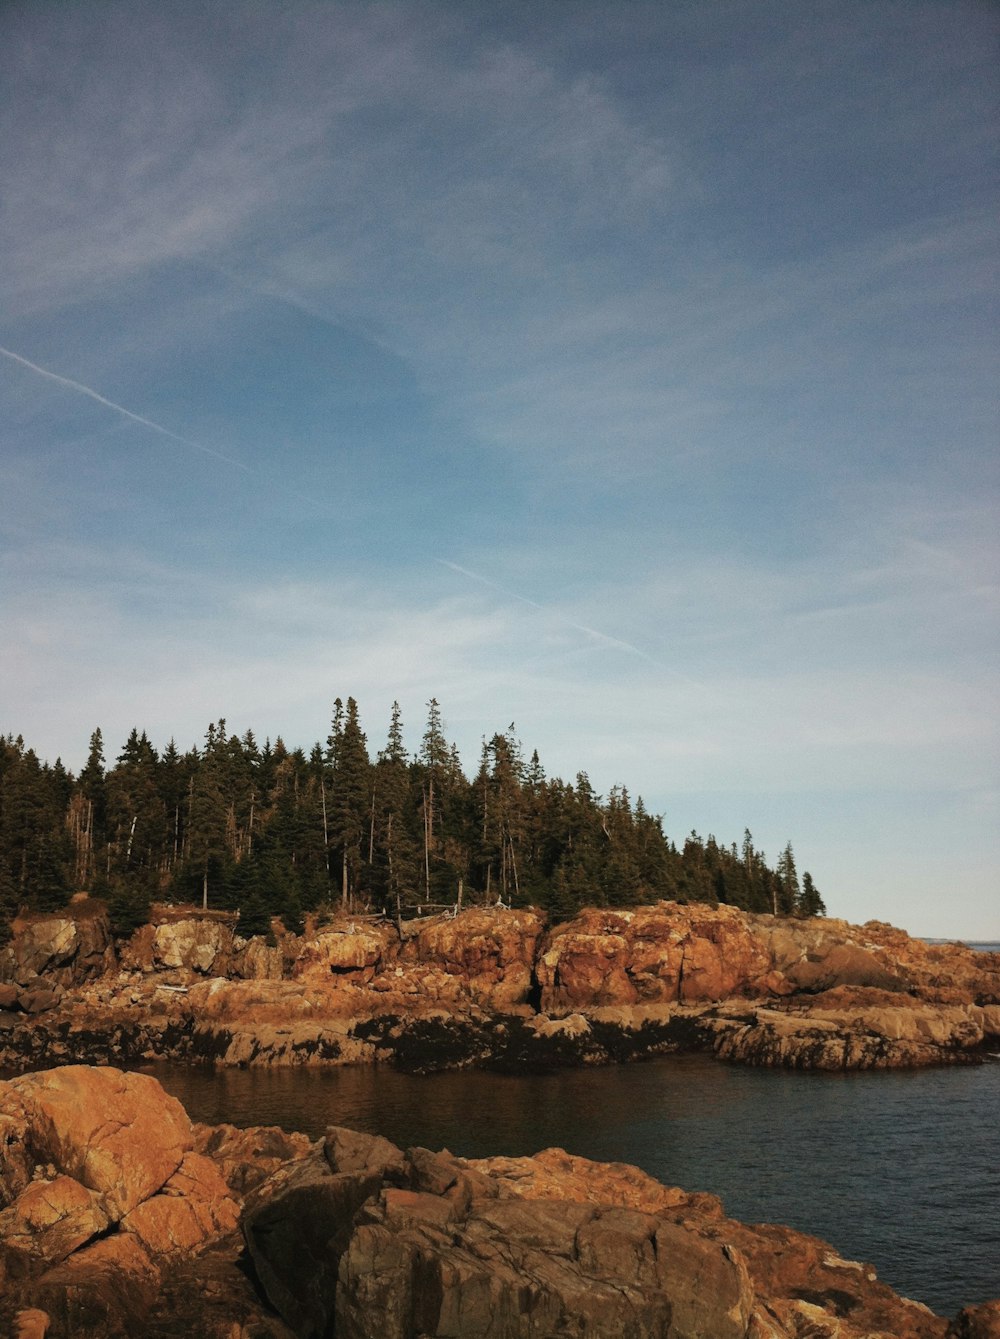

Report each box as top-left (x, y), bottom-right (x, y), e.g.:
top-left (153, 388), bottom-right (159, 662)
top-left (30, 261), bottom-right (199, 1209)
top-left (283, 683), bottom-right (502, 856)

top-left (436, 558), bottom-right (661, 658)
top-left (0, 344), bottom-right (253, 471)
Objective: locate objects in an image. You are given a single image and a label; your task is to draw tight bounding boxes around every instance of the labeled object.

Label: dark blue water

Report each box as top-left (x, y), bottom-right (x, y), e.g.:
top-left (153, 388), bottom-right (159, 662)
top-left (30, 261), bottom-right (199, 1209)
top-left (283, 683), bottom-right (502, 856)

top-left (148, 1053), bottom-right (1000, 1318)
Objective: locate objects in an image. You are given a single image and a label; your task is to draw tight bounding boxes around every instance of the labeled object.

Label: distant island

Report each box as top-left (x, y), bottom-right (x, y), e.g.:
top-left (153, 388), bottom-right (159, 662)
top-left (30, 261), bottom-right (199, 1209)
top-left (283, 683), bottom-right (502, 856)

top-left (0, 696), bottom-right (824, 943)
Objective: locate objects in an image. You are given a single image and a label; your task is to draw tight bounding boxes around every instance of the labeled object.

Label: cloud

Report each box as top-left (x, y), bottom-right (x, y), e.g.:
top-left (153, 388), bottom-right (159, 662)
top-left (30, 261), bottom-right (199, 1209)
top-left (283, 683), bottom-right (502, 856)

top-left (0, 344), bottom-right (253, 471)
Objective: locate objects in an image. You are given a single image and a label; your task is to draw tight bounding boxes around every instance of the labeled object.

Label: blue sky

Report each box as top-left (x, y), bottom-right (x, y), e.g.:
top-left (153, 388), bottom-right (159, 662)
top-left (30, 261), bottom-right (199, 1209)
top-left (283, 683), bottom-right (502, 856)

top-left (2, 1), bottom-right (997, 936)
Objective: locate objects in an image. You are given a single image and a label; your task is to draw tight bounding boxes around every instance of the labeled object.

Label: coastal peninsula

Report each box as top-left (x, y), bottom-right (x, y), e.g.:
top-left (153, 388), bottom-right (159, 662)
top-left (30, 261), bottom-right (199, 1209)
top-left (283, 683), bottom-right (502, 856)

top-left (2, 898), bottom-right (997, 1074)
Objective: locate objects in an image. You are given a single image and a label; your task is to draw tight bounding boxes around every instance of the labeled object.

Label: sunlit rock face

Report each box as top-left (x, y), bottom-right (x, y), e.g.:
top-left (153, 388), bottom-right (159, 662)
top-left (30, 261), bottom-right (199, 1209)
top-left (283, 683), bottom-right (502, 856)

top-left (0, 1066), bottom-right (252, 1339)
top-left (1, 900), bottom-right (998, 1074)
top-left (534, 903), bottom-right (927, 1012)
top-left (119, 905), bottom-right (240, 977)
top-left (0, 899), bottom-right (116, 990)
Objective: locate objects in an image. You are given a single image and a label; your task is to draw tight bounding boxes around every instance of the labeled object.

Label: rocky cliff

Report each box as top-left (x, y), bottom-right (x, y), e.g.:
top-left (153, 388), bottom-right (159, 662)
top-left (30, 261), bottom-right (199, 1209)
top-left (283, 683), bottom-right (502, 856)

top-left (1, 899), bottom-right (997, 1073)
top-left (1, 1065), bottom-right (996, 1339)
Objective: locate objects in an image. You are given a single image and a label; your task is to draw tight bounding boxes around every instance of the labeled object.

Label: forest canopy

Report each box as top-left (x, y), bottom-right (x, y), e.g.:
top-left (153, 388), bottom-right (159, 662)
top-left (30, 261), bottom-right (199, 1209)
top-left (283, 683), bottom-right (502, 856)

top-left (0, 698), bottom-right (825, 937)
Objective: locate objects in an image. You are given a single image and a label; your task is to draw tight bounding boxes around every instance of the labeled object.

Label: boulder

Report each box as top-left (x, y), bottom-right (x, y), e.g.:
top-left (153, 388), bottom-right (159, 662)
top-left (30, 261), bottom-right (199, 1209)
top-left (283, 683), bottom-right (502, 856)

top-left (120, 1151), bottom-right (240, 1254)
top-left (0, 902), bottom-right (115, 988)
top-left (233, 935), bottom-right (285, 980)
top-left (193, 1121), bottom-right (315, 1197)
top-left (18, 987), bottom-right (63, 1015)
top-left (294, 924), bottom-right (393, 981)
top-left (120, 906), bottom-right (239, 976)
top-left (0, 1067), bottom-right (298, 1338)
top-left (401, 907), bottom-right (545, 1011)
top-left (242, 1151), bottom-right (387, 1339)
top-left (476, 1145), bottom-right (702, 1216)
top-left (151, 918), bottom-right (234, 974)
top-left (0, 1175), bottom-right (110, 1277)
top-left (536, 902), bottom-right (999, 1019)
top-left (336, 1177), bottom-right (755, 1339)
top-left (1, 1066), bottom-right (192, 1218)
top-left (536, 903), bottom-right (778, 1011)
top-left (242, 1127), bottom-right (761, 1339)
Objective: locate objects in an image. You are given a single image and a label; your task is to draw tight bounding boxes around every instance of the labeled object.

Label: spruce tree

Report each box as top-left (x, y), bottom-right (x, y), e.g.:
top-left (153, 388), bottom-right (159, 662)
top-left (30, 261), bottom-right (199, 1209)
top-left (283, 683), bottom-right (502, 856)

top-left (331, 698), bottom-right (371, 907)
top-left (798, 870), bottom-right (826, 917)
top-left (776, 841), bottom-right (801, 916)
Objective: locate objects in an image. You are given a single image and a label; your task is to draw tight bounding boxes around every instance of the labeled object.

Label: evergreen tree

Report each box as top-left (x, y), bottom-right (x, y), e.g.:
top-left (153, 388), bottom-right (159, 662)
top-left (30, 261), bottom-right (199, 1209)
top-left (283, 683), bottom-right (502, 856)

top-left (72, 727), bottom-right (106, 887)
top-left (0, 698), bottom-right (825, 930)
top-left (105, 729), bottom-right (164, 890)
top-left (330, 698), bottom-right (371, 907)
top-left (372, 703), bottom-right (419, 918)
top-left (185, 725), bottom-right (229, 909)
top-left (776, 841), bottom-right (801, 915)
top-left (798, 870), bottom-right (826, 917)
top-left (0, 737), bottom-right (72, 914)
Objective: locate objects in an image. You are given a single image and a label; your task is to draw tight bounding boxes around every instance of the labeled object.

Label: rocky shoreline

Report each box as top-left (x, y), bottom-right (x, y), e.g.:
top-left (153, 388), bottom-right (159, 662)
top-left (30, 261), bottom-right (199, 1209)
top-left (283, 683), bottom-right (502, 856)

top-left (1, 898), bottom-right (999, 1076)
top-left (1, 1063), bottom-right (997, 1338)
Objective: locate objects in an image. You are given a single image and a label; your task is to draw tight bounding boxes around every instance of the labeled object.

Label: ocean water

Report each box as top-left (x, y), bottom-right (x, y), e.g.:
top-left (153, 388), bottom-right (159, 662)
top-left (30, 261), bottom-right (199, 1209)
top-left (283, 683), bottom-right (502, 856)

top-left (148, 1052), bottom-right (1000, 1318)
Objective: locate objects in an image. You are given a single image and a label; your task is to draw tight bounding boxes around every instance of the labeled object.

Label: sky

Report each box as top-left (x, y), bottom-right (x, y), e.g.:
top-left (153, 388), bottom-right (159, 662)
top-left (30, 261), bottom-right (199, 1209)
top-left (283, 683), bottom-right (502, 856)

top-left (1, 1), bottom-right (997, 938)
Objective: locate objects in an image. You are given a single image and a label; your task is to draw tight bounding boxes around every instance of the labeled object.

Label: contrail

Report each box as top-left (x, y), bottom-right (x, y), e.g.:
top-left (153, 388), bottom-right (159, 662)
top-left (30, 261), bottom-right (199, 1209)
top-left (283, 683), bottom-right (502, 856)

top-left (0, 343), bottom-right (253, 472)
top-left (436, 558), bottom-right (668, 668)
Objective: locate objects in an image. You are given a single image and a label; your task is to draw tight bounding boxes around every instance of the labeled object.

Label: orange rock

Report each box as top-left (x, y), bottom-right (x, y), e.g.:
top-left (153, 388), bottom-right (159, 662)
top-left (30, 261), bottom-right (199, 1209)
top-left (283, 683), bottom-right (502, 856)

top-left (294, 925), bottom-right (393, 981)
top-left (472, 1146), bottom-right (702, 1216)
top-left (536, 901), bottom-right (1000, 1016)
top-left (4, 1066), bottom-right (192, 1218)
top-left (402, 907), bottom-right (545, 1010)
top-left (194, 1120), bottom-right (315, 1197)
top-left (948, 1300), bottom-right (1000, 1338)
top-left (122, 1176), bottom-right (240, 1255)
top-left (119, 912), bottom-right (237, 976)
top-left (0, 1175), bottom-right (109, 1275)
top-left (1, 906), bottom-right (115, 991)
top-left (11, 1308), bottom-right (50, 1339)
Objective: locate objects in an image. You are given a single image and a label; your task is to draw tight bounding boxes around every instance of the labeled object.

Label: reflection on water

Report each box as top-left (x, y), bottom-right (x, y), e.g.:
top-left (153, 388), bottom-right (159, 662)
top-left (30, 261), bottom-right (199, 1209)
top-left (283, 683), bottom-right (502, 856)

top-left (145, 1054), bottom-right (1000, 1317)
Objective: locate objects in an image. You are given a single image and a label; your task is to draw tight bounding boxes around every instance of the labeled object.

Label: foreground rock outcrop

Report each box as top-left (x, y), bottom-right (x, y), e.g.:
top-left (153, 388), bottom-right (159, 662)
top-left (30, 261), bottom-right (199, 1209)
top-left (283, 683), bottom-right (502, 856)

top-left (2, 1065), bottom-right (993, 1338)
top-left (2, 900), bottom-right (998, 1075)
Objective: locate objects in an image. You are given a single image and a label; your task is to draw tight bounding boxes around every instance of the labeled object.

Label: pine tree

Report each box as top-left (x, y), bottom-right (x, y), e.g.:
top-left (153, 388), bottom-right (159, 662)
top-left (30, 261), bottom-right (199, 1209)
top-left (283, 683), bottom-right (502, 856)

top-left (0, 737), bottom-right (72, 914)
top-left (776, 841), bottom-right (801, 916)
top-left (105, 729), bottom-right (164, 890)
top-left (72, 727), bottom-right (106, 887)
top-left (185, 725), bottom-right (230, 909)
top-left (798, 870), bottom-right (826, 917)
top-left (418, 699), bottom-right (449, 900)
top-left (0, 698), bottom-right (825, 929)
top-left (331, 698), bottom-right (371, 907)
top-left (371, 703), bottom-right (419, 918)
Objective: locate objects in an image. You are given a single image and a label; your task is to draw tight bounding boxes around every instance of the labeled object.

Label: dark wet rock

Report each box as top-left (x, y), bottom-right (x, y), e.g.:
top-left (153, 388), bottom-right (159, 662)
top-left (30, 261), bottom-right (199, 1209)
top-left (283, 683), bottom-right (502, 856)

top-left (242, 1152), bottom-right (385, 1339)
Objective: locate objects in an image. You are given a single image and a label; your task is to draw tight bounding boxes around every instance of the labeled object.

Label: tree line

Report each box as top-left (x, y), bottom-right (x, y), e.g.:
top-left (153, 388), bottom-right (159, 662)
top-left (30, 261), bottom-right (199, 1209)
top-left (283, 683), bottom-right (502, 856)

top-left (0, 697), bottom-right (825, 937)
